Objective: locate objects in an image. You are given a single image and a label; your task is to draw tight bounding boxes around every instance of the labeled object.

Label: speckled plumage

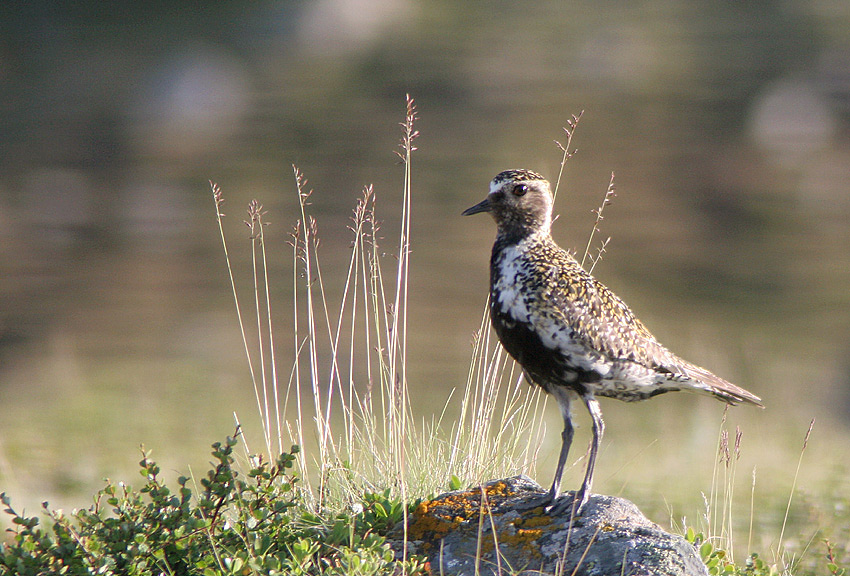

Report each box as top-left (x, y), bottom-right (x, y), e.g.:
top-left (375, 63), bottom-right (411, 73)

top-left (463, 169), bottom-right (762, 514)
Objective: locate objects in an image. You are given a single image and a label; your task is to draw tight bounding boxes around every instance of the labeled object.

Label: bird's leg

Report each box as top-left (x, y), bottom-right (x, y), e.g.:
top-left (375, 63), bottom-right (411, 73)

top-left (572, 394), bottom-right (604, 512)
top-left (515, 387), bottom-right (574, 511)
top-left (547, 408), bottom-right (574, 503)
top-left (547, 393), bottom-right (604, 516)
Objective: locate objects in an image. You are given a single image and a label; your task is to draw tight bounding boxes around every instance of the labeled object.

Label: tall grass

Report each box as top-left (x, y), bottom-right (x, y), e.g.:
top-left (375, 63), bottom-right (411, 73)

top-left (688, 413), bottom-right (822, 574)
top-left (211, 95), bottom-right (546, 514)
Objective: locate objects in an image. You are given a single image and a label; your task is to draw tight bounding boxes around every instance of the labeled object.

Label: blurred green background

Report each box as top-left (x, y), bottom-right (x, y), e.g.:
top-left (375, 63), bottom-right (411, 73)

top-left (2, 0), bottom-right (849, 552)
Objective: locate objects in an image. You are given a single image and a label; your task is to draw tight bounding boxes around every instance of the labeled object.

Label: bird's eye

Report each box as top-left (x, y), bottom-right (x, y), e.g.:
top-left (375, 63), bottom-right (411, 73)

top-left (512, 184), bottom-right (528, 196)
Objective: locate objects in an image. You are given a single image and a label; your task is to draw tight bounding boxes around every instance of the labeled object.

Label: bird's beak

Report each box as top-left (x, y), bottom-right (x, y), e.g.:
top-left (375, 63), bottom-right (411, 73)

top-left (461, 197), bottom-right (491, 216)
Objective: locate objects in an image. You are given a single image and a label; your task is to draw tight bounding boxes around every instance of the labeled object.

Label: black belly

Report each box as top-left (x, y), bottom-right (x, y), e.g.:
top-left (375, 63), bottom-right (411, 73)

top-left (489, 304), bottom-right (602, 395)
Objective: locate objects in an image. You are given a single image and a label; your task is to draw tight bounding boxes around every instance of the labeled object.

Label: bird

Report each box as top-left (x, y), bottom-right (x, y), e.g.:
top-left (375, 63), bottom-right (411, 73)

top-left (462, 169), bottom-right (763, 514)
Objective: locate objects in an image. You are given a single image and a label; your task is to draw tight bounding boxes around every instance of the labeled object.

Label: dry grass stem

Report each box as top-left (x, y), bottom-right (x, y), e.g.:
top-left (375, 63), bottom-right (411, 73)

top-left (581, 172), bottom-right (616, 271)
top-left (210, 182), bottom-right (266, 456)
top-left (553, 111), bottom-right (584, 202)
top-left (777, 418), bottom-right (815, 568)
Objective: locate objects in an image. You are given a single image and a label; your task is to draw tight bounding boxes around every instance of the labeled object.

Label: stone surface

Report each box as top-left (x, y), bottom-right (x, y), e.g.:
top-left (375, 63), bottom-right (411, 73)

top-left (392, 476), bottom-right (708, 576)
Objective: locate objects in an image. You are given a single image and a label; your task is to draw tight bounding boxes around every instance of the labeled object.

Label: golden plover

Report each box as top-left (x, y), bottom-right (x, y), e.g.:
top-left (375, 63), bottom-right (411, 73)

top-left (462, 169), bottom-right (763, 513)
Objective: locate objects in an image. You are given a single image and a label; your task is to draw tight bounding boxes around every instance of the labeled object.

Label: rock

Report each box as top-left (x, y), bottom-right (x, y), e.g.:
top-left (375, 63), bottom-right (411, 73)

top-left (392, 476), bottom-right (708, 576)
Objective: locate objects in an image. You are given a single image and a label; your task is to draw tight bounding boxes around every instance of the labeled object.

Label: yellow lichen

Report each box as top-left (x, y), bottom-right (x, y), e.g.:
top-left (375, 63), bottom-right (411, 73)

top-left (484, 480), bottom-right (513, 497)
top-left (515, 528), bottom-right (543, 541)
top-left (408, 509), bottom-right (459, 541)
top-left (518, 514), bottom-right (552, 528)
top-left (407, 482), bottom-right (537, 548)
top-left (492, 526), bottom-right (543, 558)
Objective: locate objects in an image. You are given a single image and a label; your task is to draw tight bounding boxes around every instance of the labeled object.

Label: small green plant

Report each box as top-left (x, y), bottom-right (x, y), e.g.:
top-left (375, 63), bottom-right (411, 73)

top-left (1, 431), bottom-right (296, 575)
top-left (686, 528), bottom-right (779, 576)
top-left (825, 539), bottom-right (846, 576)
top-left (0, 431), bottom-right (426, 576)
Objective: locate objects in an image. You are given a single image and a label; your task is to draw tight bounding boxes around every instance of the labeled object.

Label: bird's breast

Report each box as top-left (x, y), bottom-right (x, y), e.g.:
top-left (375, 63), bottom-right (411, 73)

top-left (491, 245), bottom-right (532, 322)
top-left (489, 242), bottom-right (621, 387)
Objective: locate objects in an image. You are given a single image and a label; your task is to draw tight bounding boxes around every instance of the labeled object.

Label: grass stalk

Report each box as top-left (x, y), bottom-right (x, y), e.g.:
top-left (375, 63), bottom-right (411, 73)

top-left (552, 111), bottom-right (584, 202)
top-left (777, 418), bottom-right (815, 567)
top-left (287, 220), bottom-right (311, 495)
top-left (580, 172), bottom-right (616, 271)
top-left (210, 183), bottom-right (266, 456)
top-left (748, 465), bottom-right (756, 556)
top-left (706, 407), bottom-right (728, 545)
top-left (247, 201), bottom-right (274, 459)
top-left (291, 168), bottom-right (329, 506)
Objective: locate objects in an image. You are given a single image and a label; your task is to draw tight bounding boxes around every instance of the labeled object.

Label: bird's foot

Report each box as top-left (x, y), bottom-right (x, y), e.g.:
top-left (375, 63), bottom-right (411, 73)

top-left (513, 492), bottom-right (556, 512)
top-left (546, 490), bottom-right (588, 517)
top-left (514, 489), bottom-right (590, 517)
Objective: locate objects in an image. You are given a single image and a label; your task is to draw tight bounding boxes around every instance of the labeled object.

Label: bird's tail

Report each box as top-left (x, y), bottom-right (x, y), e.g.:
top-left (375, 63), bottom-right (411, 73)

top-left (682, 362), bottom-right (763, 407)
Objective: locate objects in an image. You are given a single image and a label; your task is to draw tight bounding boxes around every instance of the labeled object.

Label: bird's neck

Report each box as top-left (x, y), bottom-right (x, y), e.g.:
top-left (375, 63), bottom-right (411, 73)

top-left (492, 203), bottom-right (552, 245)
top-left (495, 225), bottom-right (552, 248)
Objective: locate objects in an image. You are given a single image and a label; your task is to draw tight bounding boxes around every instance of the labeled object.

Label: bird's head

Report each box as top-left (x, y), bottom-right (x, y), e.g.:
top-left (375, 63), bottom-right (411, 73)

top-left (462, 169), bottom-right (553, 241)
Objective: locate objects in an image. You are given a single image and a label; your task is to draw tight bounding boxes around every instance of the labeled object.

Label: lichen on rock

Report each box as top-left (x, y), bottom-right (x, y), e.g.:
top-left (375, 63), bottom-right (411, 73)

top-left (391, 476), bottom-right (708, 576)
